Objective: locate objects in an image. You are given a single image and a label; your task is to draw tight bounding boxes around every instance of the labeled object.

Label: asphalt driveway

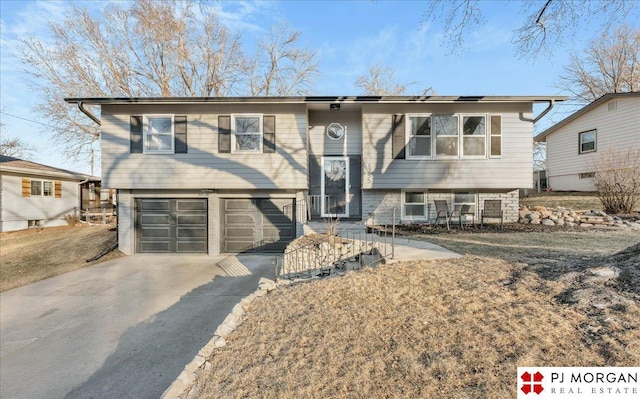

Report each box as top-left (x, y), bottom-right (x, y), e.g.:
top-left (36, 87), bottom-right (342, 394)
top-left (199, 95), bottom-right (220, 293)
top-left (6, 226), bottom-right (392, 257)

top-left (0, 254), bottom-right (274, 399)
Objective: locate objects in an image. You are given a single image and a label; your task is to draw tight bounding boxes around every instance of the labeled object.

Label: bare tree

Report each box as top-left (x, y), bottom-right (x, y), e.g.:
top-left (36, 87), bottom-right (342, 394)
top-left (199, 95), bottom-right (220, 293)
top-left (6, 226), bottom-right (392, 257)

top-left (590, 148), bottom-right (640, 214)
top-left (21, 0), bottom-right (317, 171)
top-left (420, 0), bottom-right (639, 57)
top-left (355, 64), bottom-right (413, 96)
top-left (0, 137), bottom-right (36, 159)
top-left (557, 25), bottom-right (640, 103)
top-left (533, 142), bottom-right (546, 171)
top-left (249, 23), bottom-right (319, 96)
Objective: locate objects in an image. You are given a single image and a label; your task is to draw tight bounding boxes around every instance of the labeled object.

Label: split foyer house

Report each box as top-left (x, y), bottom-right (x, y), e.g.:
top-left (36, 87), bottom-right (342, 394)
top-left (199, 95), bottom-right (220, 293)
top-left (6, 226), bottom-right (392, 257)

top-left (535, 92), bottom-right (640, 191)
top-left (65, 95), bottom-right (565, 255)
top-left (0, 155), bottom-right (100, 232)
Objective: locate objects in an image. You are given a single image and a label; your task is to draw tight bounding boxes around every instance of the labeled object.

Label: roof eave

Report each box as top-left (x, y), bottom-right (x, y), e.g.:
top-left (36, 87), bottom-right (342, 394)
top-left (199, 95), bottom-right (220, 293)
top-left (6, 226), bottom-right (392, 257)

top-left (65, 95), bottom-right (568, 105)
top-left (535, 92), bottom-right (640, 141)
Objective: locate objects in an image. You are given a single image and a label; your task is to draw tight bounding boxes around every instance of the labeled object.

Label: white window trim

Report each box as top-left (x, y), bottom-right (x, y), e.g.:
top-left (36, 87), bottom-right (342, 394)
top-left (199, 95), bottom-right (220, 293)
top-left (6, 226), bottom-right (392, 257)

top-left (405, 114), bottom-right (432, 160)
top-left (43, 181), bottom-right (54, 197)
top-left (231, 114), bottom-right (263, 153)
top-left (143, 114), bottom-right (175, 154)
top-left (432, 114), bottom-right (459, 159)
top-left (401, 190), bottom-right (429, 221)
top-left (30, 180), bottom-right (54, 197)
top-left (579, 129), bottom-right (597, 154)
top-left (453, 192), bottom-right (477, 220)
top-left (489, 114), bottom-right (502, 159)
top-left (403, 113), bottom-right (503, 160)
top-left (460, 114), bottom-right (488, 158)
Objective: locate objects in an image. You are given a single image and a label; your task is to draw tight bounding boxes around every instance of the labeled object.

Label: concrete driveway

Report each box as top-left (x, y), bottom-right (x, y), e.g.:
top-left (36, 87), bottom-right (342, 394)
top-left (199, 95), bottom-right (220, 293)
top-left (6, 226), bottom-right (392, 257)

top-left (0, 254), bottom-right (274, 399)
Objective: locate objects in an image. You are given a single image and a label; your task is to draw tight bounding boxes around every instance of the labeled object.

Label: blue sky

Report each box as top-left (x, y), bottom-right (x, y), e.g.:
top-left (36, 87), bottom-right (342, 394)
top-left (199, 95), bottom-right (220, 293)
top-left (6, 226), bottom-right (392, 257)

top-left (0, 0), bottom-right (637, 175)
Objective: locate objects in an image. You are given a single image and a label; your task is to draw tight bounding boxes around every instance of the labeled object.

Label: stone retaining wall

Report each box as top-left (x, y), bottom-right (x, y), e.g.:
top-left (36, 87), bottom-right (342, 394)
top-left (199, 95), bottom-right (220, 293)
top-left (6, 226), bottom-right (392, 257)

top-left (519, 205), bottom-right (640, 229)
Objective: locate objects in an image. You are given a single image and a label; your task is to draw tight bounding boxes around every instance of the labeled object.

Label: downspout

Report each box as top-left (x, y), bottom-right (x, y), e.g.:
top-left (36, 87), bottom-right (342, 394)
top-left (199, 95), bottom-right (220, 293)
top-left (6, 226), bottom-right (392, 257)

top-left (78, 102), bottom-right (101, 126)
top-left (533, 99), bottom-right (555, 124)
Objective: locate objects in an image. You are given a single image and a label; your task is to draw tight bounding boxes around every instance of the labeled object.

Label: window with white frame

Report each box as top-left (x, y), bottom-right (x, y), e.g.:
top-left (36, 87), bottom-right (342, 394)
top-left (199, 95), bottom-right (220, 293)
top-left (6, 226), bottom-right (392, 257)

top-left (407, 115), bottom-right (431, 158)
top-left (30, 180), bottom-right (42, 196)
top-left (232, 115), bottom-right (263, 152)
top-left (462, 116), bottom-right (486, 156)
top-left (144, 115), bottom-right (174, 153)
top-left (453, 192), bottom-right (476, 220)
top-left (43, 181), bottom-right (53, 197)
top-left (490, 115), bottom-right (502, 157)
top-left (402, 191), bottom-right (428, 220)
top-left (433, 115), bottom-right (459, 156)
top-left (579, 130), bottom-right (596, 154)
top-left (30, 180), bottom-right (53, 196)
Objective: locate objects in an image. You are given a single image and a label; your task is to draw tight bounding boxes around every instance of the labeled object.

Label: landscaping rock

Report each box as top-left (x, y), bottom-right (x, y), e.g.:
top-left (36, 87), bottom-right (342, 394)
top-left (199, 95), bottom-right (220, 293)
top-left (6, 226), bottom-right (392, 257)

top-left (542, 219), bottom-right (555, 226)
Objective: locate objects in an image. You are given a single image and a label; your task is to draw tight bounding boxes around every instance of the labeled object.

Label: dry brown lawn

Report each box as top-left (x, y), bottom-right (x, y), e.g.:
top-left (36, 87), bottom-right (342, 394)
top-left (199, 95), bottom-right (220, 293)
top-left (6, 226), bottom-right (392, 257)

top-left (195, 228), bottom-right (640, 399)
top-left (520, 191), bottom-right (603, 211)
top-left (0, 224), bottom-right (122, 292)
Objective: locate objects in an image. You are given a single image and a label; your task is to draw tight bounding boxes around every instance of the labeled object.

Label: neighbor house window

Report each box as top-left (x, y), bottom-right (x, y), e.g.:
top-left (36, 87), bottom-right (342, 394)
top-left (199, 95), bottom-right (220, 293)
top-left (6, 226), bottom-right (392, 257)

top-left (579, 172), bottom-right (595, 179)
top-left (433, 115), bottom-right (459, 156)
top-left (490, 115), bottom-right (502, 157)
top-left (143, 115), bottom-right (174, 153)
top-left (407, 115), bottom-right (431, 158)
top-left (30, 180), bottom-right (53, 196)
top-left (579, 130), bottom-right (596, 154)
top-left (88, 183), bottom-right (96, 201)
top-left (462, 116), bottom-right (486, 156)
top-left (232, 115), bottom-right (263, 152)
top-left (402, 191), bottom-right (428, 220)
top-left (43, 181), bottom-right (53, 197)
top-left (30, 180), bottom-right (42, 196)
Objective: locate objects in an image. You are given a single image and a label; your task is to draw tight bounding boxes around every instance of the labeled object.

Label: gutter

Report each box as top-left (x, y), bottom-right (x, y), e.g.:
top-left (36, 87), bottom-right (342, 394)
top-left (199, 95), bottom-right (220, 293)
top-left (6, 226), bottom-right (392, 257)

top-left (533, 99), bottom-right (555, 124)
top-left (78, 102), bottom-right (101, 126)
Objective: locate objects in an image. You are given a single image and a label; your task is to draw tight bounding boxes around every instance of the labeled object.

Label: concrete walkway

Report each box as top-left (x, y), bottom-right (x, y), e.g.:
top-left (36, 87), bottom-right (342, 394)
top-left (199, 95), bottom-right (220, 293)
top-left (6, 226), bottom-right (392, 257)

top-left (304, 221), bottom-right (461, 263)
top-left (382, 235), bottom-right (461, 263)
top-left (0, 254), bottom-right (274, 399)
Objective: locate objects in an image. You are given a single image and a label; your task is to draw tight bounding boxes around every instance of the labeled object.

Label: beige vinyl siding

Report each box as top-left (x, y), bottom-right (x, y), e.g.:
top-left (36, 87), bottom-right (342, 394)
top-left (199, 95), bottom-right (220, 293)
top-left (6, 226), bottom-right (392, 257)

top-left (361, 103), bottom-right (534, 189)
top-left (308, 111), bottom-right (362, 156)
top-left (101, 104), bottom-right (308, 190)
top-left (0, 173), bottom-right (79, 231)
top-left (546, 96), bottom-right (640, 191)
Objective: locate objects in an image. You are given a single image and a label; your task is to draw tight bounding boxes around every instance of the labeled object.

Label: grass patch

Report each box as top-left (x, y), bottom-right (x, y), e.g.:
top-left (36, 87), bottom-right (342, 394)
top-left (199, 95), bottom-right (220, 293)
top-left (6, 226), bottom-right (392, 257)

top-left (520, 191), bottom-right (603, 211)
top-left (0, 225), bottom-right (122, 292)
top-left (195, 229), bottom-right (640, 398)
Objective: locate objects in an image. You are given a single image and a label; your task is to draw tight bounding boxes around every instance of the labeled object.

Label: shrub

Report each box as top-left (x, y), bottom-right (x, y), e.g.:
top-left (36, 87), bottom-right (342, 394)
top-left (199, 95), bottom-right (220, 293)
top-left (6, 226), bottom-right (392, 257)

top-left (63, 214), bottom-right (81, 226)
top-left (590, 148), bottom-right (640, 214)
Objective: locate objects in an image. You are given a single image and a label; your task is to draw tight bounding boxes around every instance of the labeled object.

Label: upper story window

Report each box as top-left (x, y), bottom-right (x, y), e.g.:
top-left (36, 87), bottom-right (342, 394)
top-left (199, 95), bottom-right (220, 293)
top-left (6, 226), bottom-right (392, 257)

top-left (462, 116), bottom-right (486, 157)
top-left (433, 114), bottom-right (459, 157)
top-left (579, 130), bottom-right (596, 154)
top-left (30, 180), bottom-right (53, 196)
top-left (490, 115), bottom-right (502, 157)
top-left (407, 115), bottom-right (431, 158)
top-left (232, 115), bottom-right (263, 153)
top-left (144, 115), bottom-right (174, 154)
top-left (405, 113), bottom-right (495, 160)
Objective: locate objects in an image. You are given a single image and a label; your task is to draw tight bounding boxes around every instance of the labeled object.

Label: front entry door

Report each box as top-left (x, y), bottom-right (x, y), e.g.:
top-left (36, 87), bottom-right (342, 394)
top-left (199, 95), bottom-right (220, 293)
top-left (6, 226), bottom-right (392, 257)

top-left (321, 156), bottom-right (349, 217)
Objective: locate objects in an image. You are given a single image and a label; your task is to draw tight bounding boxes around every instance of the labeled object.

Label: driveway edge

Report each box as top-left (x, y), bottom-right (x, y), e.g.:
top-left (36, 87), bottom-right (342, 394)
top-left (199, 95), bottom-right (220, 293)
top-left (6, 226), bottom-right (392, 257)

top-left (161, 277), bottom-right (281, 399)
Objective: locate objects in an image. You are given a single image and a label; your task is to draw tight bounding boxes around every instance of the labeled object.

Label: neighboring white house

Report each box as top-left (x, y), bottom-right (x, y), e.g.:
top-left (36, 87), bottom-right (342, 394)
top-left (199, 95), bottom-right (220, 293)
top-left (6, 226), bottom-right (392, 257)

top-left (64, 95), bottom-right (565, 255)
top-left (535, 92), bottom-right (640, 191)
top-left (0, 156), bottom-right (95, 232)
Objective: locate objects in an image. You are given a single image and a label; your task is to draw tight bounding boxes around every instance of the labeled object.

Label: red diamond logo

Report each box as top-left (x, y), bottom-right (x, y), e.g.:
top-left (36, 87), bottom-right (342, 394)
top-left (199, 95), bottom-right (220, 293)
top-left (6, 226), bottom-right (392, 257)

top-left (521, 371), bottom-right (544, 395)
